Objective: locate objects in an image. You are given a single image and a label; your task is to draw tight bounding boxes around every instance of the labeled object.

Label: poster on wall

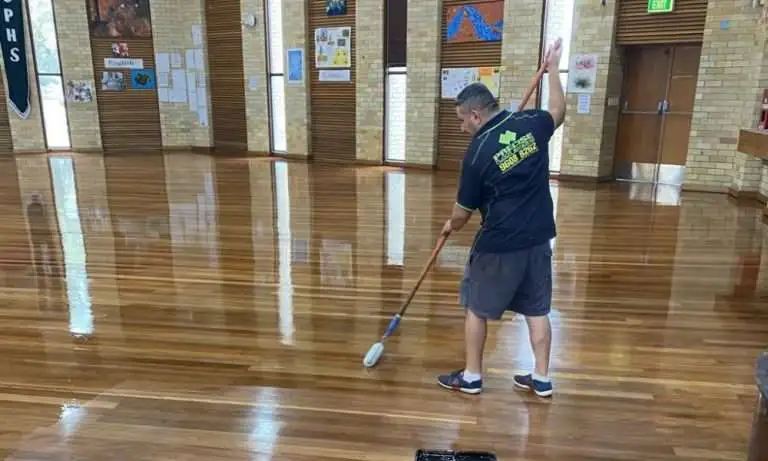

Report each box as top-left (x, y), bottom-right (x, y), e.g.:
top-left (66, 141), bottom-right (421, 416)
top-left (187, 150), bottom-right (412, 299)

top-left (444, 1), bottom-right (503, 43)
top-left (65, 80), bottom-right (94, 102)
top-left (325, 0), bottom-right (346, 15)
top-left (101, 71), bottom-right (126, 91)
top-left (287, 48), bottom-right (304, 83)
top-left (0, 0), bottom-right (30, 119)
top-left (567, 54), bottom-right (598, 94)
top-left (86, 0), bottom-right (152, 38)
top-left (319, 70), bottom-right (350, 82)
top-left (314, 27), bottom-right (351, 68)
top-left (441, 67), bottom-right (500, 99)
top-left (131, 69), bottom-right (156, 90)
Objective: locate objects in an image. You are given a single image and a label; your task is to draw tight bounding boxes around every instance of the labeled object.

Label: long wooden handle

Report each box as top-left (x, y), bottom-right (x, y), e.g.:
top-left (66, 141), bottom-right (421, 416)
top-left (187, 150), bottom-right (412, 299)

top-left (397, 232), bottom-right (450, 316)
top-left (517, 65), bottom-right (547, 112)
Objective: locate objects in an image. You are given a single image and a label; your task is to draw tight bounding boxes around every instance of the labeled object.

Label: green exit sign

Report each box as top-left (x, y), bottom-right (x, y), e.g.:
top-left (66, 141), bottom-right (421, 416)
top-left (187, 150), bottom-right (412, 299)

top-left (648, 0), bottom-right (674, 13)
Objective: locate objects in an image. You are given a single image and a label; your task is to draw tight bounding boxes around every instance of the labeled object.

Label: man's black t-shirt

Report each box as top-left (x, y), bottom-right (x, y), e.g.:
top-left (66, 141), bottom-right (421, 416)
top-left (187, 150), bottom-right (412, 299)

top-left (456, 109), bottom-right (557, 253)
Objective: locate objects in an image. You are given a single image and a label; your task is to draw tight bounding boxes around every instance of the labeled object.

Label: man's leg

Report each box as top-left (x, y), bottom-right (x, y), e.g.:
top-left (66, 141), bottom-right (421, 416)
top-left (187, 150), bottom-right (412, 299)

top-left (464, 308), bottom-right (487, 376)
top-left (511, 243), bottom-right (554, 397)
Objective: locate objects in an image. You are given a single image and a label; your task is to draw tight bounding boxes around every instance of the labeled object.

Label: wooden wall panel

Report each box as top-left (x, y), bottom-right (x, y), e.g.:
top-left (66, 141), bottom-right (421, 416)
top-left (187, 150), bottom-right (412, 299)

top-left (437, 0), bottom-right (503, 171)
top-left (617, 0), bottom-right (707, 45)
top-left (308, 0), bottom-right (356, 162)
top-left (91, 38), bottom-right (162, 153)
top-left (205, 0), bottom-right (248, 152)
top-left (0, 74), bottom-right (13, 152)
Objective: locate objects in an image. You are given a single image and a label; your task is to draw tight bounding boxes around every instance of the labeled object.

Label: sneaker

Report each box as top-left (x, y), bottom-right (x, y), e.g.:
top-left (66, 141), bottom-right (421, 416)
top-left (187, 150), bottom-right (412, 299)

top-left (513, 373), bottom-right (553, 397)
top-left (437, 369), bottom-right (483, 395)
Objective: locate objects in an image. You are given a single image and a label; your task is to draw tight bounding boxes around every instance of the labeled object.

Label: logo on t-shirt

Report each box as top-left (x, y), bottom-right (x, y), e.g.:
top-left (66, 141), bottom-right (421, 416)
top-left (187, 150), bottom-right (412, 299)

top-left (492, 132), bottom-right (540, 173)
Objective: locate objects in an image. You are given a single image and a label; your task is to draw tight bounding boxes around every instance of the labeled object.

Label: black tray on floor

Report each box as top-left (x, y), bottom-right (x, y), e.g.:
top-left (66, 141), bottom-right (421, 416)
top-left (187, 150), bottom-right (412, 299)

top-left (415, 450), bottom-right (497, 461)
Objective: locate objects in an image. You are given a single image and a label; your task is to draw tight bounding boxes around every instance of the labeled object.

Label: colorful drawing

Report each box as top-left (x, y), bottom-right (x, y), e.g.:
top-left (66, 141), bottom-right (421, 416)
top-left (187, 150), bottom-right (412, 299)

top-left (567, 54), bottom-right (598, 94)
top-left (111, 42), bottom-right (129, 57)
top-left (65, 80), bottom-right (95, 102)
top-left (314, 27), bottom-right (351, 69)
top-left (444, 1), bottom-right (503, 43)
top-left (101, 71), bottom-right (125, 91)
top-left (325, 0), bottom-right (346, 16)
top-left (87, 0), bottom-right (152, 38)
top-left (131, 69), bottom-right (156, 90)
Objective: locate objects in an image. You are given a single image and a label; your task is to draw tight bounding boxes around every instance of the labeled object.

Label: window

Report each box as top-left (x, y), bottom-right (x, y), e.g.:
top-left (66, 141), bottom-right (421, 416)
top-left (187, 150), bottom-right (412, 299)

top-left (266, 0), bottom-right (287, 153)
top-left (27, 0), bottom-right (70, 149)
top-left (541, 0), bottom-right (574, 172)
top-left (384, 0), bottom-right (407, 162)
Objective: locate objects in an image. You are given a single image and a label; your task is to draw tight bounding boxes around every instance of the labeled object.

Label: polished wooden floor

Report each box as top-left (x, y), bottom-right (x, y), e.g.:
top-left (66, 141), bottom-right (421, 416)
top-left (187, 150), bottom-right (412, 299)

top-left (0, 152), bottom-right (766, 461)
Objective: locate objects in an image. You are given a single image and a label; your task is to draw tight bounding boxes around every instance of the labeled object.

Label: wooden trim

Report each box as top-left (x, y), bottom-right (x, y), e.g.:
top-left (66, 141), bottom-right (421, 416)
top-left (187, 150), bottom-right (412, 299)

top-left (737, 129), bottom-right (768, 160)
top-left (681, 184), bottom-right (729, 194)
top-left (616, 0), bottom-right (707, 45)
top-left (553, 173), bottom-right (613, 183)
top-left (12, 149), bottom-right (48, 155)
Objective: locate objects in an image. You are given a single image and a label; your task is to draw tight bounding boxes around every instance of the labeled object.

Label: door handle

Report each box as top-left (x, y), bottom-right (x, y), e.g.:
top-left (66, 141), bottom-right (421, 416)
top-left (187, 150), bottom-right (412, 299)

top-left (662, 99), bottom-right (670, 113)
top-left (657, 100), bottom-right (663, 114)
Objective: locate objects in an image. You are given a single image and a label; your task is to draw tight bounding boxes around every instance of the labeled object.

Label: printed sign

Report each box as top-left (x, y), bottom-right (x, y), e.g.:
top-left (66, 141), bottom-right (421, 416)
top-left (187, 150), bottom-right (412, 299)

top-left (0, 0), bottom-right (30, 118)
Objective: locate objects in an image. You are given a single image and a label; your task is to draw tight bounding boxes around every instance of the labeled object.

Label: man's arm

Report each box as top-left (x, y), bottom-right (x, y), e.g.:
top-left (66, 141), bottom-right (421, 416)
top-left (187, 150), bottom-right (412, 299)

top-left (443, 158), bottom-right (481, 235)
top-left (547, 71), bottom-right (566, 129)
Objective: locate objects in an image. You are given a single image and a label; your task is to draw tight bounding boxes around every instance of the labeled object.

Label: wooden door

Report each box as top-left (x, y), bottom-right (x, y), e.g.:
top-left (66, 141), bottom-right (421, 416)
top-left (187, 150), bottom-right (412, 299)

top-left (615, 46), bottom-right (671, 171)
top-left (659, 45), bottom-right (701, 166)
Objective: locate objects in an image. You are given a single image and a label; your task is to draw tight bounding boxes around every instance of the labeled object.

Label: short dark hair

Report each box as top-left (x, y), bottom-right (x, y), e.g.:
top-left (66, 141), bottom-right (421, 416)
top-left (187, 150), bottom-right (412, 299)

top-left (455, 83), bottom-right (499, 114)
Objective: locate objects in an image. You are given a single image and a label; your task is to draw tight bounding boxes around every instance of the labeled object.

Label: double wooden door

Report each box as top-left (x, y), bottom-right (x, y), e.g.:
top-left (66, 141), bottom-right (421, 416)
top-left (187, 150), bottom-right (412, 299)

top-left (615, 45), bottom-right (701, 185)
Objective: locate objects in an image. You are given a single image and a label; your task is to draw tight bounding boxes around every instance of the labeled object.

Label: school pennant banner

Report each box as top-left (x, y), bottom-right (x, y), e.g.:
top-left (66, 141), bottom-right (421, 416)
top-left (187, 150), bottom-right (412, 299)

top-left (0, 0), bottom-right (30, 119)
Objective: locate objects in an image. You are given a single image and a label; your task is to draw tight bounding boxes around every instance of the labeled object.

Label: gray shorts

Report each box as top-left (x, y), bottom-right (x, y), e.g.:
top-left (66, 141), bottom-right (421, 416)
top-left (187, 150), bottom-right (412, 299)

top-left (459, 242), bottom-right (553, 320)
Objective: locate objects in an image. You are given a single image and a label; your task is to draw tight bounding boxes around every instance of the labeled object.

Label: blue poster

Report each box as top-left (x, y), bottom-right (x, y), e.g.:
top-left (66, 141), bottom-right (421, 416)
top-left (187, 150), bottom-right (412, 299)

top-left (131, 69), bottom-right (156, 90)
top-left (287, 48), bottom-right (304, 83)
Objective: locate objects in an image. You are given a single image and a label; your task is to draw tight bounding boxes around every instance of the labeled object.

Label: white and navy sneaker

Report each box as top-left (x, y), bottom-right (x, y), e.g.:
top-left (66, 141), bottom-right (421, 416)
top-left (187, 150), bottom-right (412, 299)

top-left (513, 373), bottom-right (553, 397)
top-left (437, 369), bottom-right (483, 395)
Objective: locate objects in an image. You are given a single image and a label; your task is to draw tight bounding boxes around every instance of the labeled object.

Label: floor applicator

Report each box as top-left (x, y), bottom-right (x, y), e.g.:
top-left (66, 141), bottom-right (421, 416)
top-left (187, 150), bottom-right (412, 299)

top-left (362, 232), bottom-right (450, 367)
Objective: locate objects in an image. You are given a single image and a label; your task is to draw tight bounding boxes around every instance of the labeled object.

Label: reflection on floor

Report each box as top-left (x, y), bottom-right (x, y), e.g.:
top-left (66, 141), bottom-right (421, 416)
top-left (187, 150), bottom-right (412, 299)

top-left (0, 152), bottom-right (766, 461)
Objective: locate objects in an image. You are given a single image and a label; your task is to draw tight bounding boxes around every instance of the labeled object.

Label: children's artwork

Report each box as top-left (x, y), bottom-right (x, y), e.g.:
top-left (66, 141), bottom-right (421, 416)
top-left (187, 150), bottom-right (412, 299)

top-left (287, 48), bottom-right (304, 83)
top-left (441, 67), bottom-right (500, 99)
top-left (87, 0), bottom-right (152, 38)
top-left (325, 0), bottom-right (346, 15)
top-left (567, 54), bottom-right (598, 94)
top-left (131, 69), bottom-right (156, 90)
top-left (65, 80), bottom-right (94, 102)
top-left (111, 42), bottom-right (129, 57)
top-left (444, 1), bottom-right (503, 43)
top-left (314, 27), bottom-right (351, 69)
top-left (101, 71), bottom-right (125, 91)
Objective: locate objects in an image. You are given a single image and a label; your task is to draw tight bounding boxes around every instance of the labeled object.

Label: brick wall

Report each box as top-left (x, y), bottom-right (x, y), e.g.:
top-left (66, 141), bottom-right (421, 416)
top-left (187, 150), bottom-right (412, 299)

top-left (241, 0), bottom-right (270, 153)
top-left (405, 0), bottom-right (441, 165)
top-left (3, 1), bottom-right (45, 151)
top-left (559, 0), bottom-right (621, 178)
top-left (54, 0), bottom-right (101, 150)
top-left (150, 0), bottom-right (211, 148)
top-left (283, 0), bottom-right (309, 156)
top-left (355, 0), bottom-right (384, 162)
top-left (685, 0), bottom-right (765, 192)
top-left (498, 0), bottom-right (543, 110)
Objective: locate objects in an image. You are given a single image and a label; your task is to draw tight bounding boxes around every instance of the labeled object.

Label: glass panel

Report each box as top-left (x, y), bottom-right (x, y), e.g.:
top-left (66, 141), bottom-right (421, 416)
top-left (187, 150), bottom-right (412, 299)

top-left (267, 0), bottom-right (284, 74)
top-left (28, 0), bottom-right (61, 74)
top-left (543, 0), bottom-right (574, 71)
top-left (270, 75), bottom-right (287, 152)
top-left (385, 71), bottom-right (406, 162)
top-left (540, 72), bottom-right (567, 172)
top-left (386, 171), bottom-right (405, 266)
top-left (39, 75), bottom-right (71, 149)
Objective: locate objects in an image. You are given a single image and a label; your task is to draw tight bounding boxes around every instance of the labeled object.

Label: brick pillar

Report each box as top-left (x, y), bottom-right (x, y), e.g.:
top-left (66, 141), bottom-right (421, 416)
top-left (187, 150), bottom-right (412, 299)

top-left (498, 0), bottom-right (543, 110)
top-left (559, 0), bottom-right (621, 179)
top-left (54, 0), bottom-right (101, 151)
top-left (2, 2), bottom-right (45, 152)
top-left (685, 0), bottom-right (766, 192)
top-left (355, 0), bottom-right (384, 163)
top-left (241, 0), bottom-right (270, 153)
top-left (283, 0), bottom-right (309, 156)
top-left (150, 0), bottom-right (212, 148)
top-left (405, 0), bottom-right (441, 166)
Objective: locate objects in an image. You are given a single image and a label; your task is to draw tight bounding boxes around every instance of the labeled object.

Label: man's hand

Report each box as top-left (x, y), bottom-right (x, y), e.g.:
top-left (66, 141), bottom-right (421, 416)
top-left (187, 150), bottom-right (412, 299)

top-left (543, 37), bottom-right (563, 72)
top-left (441, 219), bottom-right (454, 237)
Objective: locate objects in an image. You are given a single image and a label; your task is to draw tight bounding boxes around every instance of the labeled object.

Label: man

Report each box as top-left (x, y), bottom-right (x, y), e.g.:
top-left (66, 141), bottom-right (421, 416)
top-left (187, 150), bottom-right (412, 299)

top-left (437, 39), bottom-right (565, 397)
